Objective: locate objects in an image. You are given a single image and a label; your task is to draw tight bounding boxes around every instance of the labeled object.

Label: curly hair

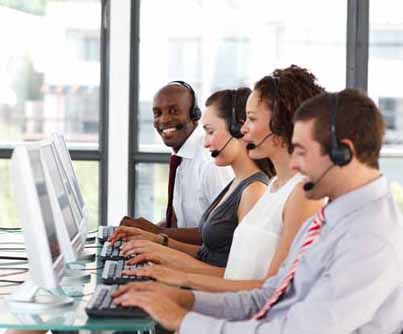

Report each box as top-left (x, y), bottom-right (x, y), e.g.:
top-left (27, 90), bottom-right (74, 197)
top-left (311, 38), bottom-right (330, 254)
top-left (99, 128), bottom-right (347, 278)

top-left (206, 88), bottom-right (276, 177)
top-left (254, 65), bottom-right (325, 153)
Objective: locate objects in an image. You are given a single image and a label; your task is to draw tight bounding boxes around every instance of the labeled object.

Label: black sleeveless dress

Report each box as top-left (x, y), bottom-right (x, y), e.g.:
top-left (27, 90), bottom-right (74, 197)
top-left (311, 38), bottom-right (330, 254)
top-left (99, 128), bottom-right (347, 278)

top-left (197, 171), bottom-right (269, 267)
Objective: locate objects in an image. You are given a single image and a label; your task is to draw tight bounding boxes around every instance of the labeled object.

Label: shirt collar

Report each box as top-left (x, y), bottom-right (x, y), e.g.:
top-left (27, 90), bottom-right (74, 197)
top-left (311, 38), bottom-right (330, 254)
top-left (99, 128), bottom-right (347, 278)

top-left (324, 175), bottom-right (388, 225)
top-left (174, 125), bottom-right (204, 160)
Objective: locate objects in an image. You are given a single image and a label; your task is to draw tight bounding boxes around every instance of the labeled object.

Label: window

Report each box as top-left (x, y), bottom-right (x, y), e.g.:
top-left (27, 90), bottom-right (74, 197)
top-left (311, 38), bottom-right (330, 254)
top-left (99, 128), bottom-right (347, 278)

top-left (0, 0), bottom-right (103, 227)
top-left (133, 0), bottom-right (347, 219)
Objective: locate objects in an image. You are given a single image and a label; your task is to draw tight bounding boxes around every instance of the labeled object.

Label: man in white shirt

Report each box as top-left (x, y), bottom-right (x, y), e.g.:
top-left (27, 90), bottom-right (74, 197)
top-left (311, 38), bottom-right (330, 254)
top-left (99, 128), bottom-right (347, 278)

top-left (113, 89), bottom-right (403, 333)
top-left (121, 81), bottom-right (232, 244)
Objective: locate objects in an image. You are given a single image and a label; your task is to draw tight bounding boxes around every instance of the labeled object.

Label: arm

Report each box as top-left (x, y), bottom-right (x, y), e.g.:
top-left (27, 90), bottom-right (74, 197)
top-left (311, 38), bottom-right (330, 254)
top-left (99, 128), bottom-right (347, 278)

top-left (236, 181), bottom-right (267, 223)
top-left (130, 264), bottom-right (263, 292)
top-left (120, 216), bottom-right (202, 245)
top-left (265, 183), bottom-right (323, 277)
top-left (179, 233), bottom-right (398, 334)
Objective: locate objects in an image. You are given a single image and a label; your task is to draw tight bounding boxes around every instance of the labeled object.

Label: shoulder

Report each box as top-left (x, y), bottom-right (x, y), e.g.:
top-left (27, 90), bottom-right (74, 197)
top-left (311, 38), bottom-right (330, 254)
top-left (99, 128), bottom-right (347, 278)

top-left (240, 181), bottom-right (268, 207)
top-left (283, 182), bottom-right (324, 223)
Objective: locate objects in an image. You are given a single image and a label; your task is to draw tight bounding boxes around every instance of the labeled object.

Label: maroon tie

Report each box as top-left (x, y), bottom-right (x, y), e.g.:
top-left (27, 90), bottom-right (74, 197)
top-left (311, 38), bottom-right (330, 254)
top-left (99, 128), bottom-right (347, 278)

top-left (166, 155), bottom-right (182, 228)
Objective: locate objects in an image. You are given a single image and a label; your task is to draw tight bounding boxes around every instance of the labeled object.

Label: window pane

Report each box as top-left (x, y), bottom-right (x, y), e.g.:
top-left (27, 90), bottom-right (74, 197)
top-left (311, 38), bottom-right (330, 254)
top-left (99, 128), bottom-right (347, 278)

top-left (134, 163), bottom-right (168, 223)
top-left (138, 0), bottom-right (347, 151)
top-left (0, 159), bottom-right (99, 231)
top-left (0, 0), bottom-right (101, 145)
top-left (380, 157), bottom-right (403, 214)
top-left (369, 0), bottom-right (403, 146)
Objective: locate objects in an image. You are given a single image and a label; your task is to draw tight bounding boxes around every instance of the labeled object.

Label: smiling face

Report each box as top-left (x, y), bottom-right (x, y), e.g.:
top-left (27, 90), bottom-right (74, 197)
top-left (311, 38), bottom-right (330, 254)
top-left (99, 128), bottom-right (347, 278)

top-left (152, 85), bottom-right (197, 152)
top-left (241, 90), bottom-right (274, 159)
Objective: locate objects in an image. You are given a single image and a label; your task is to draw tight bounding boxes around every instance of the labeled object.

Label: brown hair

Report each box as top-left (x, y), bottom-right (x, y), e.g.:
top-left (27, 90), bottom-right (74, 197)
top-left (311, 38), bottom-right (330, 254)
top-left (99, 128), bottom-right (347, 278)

top-left (206, 88), bottom-right (275, 177)
top-left (254, 65), bottom-right (325, 153)
top-left (294, 89), bottom-right (386, 169)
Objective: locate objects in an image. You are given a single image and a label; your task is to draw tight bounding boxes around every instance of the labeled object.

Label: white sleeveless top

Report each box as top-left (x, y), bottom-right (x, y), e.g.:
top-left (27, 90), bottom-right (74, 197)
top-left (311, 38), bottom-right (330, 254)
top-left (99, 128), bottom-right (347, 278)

top-left (224, 173), bottom-right (304, 280)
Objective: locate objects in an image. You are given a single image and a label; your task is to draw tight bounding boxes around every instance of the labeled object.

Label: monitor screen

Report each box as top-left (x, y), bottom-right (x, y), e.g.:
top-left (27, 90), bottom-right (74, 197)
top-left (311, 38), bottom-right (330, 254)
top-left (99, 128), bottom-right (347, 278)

top-left (28, 150), bottom-right (61, 263)
top-left (40, 145), bottom-right (80, 242)
top-left (52, 134), bottom-right (85, 213)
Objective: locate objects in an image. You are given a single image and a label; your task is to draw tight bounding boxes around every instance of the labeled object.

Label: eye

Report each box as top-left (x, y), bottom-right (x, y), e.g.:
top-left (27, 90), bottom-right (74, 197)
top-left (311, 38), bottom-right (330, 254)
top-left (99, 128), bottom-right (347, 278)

top-left (153, 111), bottom-right (161, 118)
top-left (170, 107), bottom-right (179, 114)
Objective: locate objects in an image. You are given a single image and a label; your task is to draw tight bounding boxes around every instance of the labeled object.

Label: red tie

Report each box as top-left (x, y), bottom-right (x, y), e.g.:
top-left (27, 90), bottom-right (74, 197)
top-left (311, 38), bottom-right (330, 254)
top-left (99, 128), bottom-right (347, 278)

top-left (253, 207), bottom-right (326, 320)
top-left (166, 155), bottom-right (182, 228)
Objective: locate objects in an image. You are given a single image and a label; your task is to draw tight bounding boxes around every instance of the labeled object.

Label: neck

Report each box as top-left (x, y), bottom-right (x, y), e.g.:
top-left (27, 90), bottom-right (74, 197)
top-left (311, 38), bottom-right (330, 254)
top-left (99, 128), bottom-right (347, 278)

top-left (231, 149), bottom-right (261, 182)
top-left (269, 148), bottom-right (296, 188)
top-left (172, 123), bottom-right (197, 153)
top-left (328, 163), bottom-right (381, 200)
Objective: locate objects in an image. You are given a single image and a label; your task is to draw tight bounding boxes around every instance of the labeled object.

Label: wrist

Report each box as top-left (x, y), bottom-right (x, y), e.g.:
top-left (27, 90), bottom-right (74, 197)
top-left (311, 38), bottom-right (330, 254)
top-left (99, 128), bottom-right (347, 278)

top-left (158, 233), bottom-right (169, 246)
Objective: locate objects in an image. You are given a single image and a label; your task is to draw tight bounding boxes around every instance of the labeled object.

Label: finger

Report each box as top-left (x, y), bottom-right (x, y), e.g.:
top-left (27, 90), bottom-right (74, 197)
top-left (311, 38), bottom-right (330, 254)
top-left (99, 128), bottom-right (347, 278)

top-left (112, 284), bottom-right (132, 297)
top-left (127, 253), bottom-right (159, 265)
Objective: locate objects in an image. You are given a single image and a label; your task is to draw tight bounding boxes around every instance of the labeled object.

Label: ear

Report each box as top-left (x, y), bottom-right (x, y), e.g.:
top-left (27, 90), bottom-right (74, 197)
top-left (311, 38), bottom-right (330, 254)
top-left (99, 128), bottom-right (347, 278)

top-left (340, 138), bottom-right (355, 156)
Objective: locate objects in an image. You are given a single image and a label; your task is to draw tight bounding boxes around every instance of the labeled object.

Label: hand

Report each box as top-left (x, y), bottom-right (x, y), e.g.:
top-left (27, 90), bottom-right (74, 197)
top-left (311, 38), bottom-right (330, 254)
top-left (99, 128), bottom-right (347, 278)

top-left (112, 282), bottom-right (193, 330)
top-left (121, 240), bottom-right (196, 270)
top-left (124, 264), bottom-right (188, 287)
top-left (120, 216), bottom-right (162, 234)
top-left (108, 226), bottom-right (159, 245)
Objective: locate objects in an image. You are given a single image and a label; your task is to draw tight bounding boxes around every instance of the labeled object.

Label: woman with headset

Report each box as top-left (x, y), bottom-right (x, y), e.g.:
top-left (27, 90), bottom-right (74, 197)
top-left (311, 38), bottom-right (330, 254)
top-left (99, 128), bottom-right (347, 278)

top-left (110, 87), bottom-right (271, 273)
top-left (114, 65), bottom-right (326, 292)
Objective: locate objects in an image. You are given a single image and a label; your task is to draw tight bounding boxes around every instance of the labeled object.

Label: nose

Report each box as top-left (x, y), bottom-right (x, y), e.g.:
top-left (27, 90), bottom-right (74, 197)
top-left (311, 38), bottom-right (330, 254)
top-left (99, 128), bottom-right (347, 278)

top-left (203, 134), bottom-right (210, 148)
top-left (240, 120), bottom-right (249, 135)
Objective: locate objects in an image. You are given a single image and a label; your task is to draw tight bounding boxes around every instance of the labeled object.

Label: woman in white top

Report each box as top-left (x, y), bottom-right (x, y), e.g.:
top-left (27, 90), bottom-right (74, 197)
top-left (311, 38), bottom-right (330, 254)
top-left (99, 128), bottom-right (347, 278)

top-left (124, 65), bottom-right (325, 292)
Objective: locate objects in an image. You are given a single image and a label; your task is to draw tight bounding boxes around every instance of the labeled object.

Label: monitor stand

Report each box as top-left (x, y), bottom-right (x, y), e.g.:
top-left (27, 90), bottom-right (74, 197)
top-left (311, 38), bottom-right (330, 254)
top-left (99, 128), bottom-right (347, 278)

top-left (6, 280), bottom-right (74, 313)
top-left (77, 248), bottom-right (95, 262)
top-left (62, 263), bottom-right (91, 282)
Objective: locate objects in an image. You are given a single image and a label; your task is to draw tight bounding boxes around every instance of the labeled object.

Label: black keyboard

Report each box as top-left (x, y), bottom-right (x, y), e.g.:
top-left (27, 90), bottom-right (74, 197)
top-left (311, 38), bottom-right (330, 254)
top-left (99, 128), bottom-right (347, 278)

top-left (100, 241), bottom-right (125, 261)
top-left (85, 285), bottom-right (149, 318)
top-left (97, 226), bottom-right (117, 243)
top-left (102, 260), bottom-right (151, 284)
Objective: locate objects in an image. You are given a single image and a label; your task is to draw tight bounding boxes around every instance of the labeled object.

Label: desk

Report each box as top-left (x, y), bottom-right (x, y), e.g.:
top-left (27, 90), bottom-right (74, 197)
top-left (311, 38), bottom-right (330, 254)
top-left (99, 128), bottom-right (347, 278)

top-left (0, 231), bottom-right (156, 333)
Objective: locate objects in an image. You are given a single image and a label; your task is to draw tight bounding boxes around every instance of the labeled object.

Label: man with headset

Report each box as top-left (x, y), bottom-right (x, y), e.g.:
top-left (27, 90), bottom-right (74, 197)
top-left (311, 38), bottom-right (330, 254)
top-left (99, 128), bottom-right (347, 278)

top-left (120, 81), bottom-right (233, 244)
top-left (112, 89), bottom-right (403, 333)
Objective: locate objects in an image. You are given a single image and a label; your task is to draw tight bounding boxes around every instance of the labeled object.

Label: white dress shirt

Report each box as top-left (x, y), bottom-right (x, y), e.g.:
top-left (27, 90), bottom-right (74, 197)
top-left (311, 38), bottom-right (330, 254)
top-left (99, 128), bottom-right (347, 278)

top-left (180, 176), bottom-right (403, 333)
top-left (173, 126), bottom-right (233, 228)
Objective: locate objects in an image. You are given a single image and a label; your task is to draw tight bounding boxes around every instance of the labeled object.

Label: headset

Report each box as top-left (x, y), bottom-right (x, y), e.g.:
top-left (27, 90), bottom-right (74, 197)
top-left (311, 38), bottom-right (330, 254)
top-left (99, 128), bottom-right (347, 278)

top-left (168, 80), bottom-right (202, 121)
top-left (329, 93), bottom-right (352, 166)
top-left (229, 89), bottom-right (244, 139)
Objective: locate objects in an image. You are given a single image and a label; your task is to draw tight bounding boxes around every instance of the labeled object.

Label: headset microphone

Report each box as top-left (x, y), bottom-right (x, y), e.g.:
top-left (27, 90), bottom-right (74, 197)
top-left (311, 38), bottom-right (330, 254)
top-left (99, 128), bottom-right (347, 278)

top-left (246, 133), bottom-right (273, 150)
top-left (211, 137), bottom-right (233, 158)
top-left (303, 164), bottom-right (335, 192)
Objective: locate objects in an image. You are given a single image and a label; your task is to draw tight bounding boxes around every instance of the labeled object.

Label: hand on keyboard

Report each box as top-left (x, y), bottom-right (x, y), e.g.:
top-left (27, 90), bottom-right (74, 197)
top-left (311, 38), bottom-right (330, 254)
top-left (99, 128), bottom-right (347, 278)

top-left (112, 282), bottom-right (190, 331)
top-left (108, 225), bottom-right (160, 245)
top-left (122, 264), bottom-right (186, 287)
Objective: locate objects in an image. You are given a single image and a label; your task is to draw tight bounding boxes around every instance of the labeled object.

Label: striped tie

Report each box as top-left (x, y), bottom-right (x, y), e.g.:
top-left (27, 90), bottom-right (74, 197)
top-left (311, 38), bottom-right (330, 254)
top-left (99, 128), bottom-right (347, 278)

top-left (253, 206), bottom-right (326, 320)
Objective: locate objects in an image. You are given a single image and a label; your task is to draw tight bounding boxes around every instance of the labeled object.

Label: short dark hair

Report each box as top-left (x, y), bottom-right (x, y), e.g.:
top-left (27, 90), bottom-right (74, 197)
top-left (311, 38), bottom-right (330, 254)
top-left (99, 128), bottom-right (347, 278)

top-left (294, 89), bottom-right (386, 169)
top-left (254, 65), bottom-right (325, 154)
top-left (206, 88), bottom-right (275, 177)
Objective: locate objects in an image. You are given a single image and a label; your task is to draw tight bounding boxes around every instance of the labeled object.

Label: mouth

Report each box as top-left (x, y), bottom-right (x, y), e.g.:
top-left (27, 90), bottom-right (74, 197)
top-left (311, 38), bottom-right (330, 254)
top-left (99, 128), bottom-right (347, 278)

top-left (160, 127), bottom-right (178, 135)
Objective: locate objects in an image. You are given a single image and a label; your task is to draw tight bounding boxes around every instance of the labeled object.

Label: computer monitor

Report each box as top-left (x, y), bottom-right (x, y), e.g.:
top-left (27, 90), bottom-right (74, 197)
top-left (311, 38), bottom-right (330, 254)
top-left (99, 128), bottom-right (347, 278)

top-left (40, 143), bottom-right (84, 263)
top-left (7, 144), bottom-right (73, 311)
top-left (51, 133), bottom-right (88, 240)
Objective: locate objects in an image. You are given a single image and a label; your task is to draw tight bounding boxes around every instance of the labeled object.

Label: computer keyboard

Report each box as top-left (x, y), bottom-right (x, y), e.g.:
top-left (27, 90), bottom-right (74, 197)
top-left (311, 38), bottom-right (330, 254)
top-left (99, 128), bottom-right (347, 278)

top-left (102, 260), bottom-right (151, 284)
top-left (85, 284), bottom-right (149, 318)
top-left (97, 226), bottom-right (117, 243)
top-left (100, 241), bottom-right (125, 261)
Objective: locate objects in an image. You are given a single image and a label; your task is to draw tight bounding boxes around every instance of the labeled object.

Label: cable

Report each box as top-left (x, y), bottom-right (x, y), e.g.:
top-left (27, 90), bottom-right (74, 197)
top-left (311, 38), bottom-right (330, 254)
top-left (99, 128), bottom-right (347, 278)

top-left (0, 256), bottom-right (28, 261)
top-left (84, 245), bottom-right (102, 249)
top-left (88, 228), bottom-right (99, 234)
top-left (0, 279), bottom-right (24, 285)
top-left (0, 267), bottom-right (29, 277)
top-left (0, 227), bottom-right (22, 231)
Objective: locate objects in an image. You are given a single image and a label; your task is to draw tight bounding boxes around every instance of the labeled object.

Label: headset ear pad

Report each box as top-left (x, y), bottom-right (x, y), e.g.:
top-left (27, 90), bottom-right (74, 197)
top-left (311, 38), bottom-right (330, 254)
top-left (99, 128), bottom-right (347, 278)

top-left (330, 142), bottom-right (352, 166)
top-left (190, 104), bottom-right (202, 121)
top-left (230, 122), bottom-right (244, 139)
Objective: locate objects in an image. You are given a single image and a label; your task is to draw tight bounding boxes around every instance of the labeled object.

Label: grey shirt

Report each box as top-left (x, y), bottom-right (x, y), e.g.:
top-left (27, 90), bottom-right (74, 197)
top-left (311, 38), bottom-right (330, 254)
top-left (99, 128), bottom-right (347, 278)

top-left (180, 176), bottom-right (403, 334)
